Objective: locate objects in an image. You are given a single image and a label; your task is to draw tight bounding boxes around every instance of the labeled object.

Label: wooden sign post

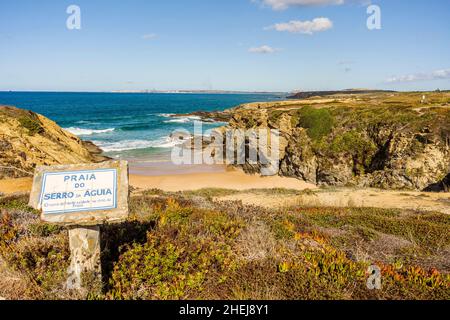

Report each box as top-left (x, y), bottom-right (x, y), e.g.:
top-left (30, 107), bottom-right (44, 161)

top-left (29, 161), bottom-right (129, 293)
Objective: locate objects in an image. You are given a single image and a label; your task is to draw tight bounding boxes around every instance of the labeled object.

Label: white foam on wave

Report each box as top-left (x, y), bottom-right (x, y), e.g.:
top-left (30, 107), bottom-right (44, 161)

top-left (163, 116), bottom-right (202, 124)
top-left (93, 140), bottom-right (155, 152)
top-left (65, 127), bottom-right (115, 136)
top-left (158, 113), bottom-right (176, 118)
top-left (155, 136), bottom-right (185, 148)
top-left (93, 136), bottom-right (184, 152)
top-left (163, 117), bottom-right (190, 124)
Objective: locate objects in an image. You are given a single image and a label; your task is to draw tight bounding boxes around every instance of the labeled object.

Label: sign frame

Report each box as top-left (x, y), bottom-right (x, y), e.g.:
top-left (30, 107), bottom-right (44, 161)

top-left (29, 161), bottom-right (129, 226)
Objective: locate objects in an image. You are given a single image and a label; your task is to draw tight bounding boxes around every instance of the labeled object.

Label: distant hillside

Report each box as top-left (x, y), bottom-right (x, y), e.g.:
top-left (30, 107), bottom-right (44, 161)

top-left (288, 89), bottom-right (396, 99)
top-left (0, 106), bottom-right (108, 179)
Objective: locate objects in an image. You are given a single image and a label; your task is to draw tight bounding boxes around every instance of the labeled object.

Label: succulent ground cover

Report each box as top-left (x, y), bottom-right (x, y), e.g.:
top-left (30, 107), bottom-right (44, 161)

top-left (0, 190), bottom-right (448, 300)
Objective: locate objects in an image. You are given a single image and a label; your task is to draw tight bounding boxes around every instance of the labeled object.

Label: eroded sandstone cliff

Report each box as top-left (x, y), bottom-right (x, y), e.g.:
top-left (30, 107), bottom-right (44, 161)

top-left (0, 106), bottom-right (108, 179)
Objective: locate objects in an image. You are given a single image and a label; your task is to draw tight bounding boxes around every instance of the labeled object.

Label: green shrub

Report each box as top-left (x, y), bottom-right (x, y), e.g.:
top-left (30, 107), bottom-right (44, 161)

top-left (268, 110), bottom-right (285, 124)
top-left (330, 130), bottom-right (378, 173)
top-left (18, 116), bottom-right (44, 136)
top-left (29, 223), bottom-right (62, 237)
top-left (0, 194), bottom-right (40, 214)
top-left (295, 106), bottom-right (334, 141)
top-left (107, 199), bottom-right (242, 299)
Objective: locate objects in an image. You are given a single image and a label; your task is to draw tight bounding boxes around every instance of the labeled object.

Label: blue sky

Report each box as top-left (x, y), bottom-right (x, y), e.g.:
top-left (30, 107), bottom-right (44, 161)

top-left (0, 0), bottom-right (449, 92)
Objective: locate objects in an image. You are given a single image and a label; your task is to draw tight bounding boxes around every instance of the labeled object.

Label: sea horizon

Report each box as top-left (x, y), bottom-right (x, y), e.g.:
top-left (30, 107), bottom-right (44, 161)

top-left (0, 90), bottom-right (289, 94)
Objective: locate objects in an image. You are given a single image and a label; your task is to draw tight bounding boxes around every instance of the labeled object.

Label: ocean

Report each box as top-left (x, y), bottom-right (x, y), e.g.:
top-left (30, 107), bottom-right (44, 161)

top-left (0, 92), bottom-right (283, 164)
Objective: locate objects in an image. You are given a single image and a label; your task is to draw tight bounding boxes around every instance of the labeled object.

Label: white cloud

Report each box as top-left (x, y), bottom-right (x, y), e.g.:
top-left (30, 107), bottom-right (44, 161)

top-left (256, 0), bottom-right (344, 10)
top-left (266, 18), bottom-right (333, 35)
top-left (248, 45), bottom-right (279, 54)
top-left (386, 69), bottom-right (450, 83)
top-left (142, 33), bottom-right (157, 40)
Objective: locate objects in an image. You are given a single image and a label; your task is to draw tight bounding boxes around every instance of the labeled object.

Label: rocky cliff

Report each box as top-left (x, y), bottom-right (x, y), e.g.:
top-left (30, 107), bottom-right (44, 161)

top-left (0, 106), bottom-right (108, 179)
top-left (220, 92), bottom-right (450, 191)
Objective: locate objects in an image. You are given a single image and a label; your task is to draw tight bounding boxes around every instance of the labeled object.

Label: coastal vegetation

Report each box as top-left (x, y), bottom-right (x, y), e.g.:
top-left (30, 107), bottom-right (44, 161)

top-left (18, 116), bottom-right (44, 136)
top-left (0, 191), bottom-right (448, 300)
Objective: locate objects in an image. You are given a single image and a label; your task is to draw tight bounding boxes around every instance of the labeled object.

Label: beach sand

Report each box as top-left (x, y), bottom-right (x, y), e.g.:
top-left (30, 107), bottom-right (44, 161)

top-left (130, 166), bottom-right (316, 192)
top-left (0, 177), bottom-right (34, 195)
top-left (0, 165), bottom-right (315, 195)
top-left (216, 188), bottom-right (450, 214)
top-left (1, 165), bottom-right (448, 215)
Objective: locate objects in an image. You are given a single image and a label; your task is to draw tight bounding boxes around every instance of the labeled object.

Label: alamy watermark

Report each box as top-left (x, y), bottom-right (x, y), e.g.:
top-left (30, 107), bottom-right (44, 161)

top-left (65, 4), bottom-right (380, 32)
top-left (367, 4), bottom-right (382, 30)
top-left (66, 5), bottom-right (81, 30)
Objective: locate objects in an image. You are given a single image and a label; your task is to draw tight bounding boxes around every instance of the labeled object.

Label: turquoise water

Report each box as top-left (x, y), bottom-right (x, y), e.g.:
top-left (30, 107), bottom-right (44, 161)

top-left (0, 92), bottom-right (283, 161)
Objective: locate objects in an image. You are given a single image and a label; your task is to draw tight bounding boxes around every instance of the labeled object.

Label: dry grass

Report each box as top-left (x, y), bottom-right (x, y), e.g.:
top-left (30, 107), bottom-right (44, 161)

top-left (0, 191), bottom-right (449, 300)
top-left (236, 220), bottom-right (279, 262)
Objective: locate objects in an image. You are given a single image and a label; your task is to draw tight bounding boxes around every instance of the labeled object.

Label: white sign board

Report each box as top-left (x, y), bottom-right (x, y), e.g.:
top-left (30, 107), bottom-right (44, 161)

top-left (39, 169), bottom-right (117, 214)
top-left (29, 161), bottom-right (129, 226)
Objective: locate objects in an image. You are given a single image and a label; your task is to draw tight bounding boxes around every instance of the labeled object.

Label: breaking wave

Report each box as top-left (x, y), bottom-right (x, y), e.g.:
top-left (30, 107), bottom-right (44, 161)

top-left (65, 127), bottom-right (115, 136)
top-left (93, 136), bottom-right (184, 152)
top-left (163, 116), bottom-right (202, 124)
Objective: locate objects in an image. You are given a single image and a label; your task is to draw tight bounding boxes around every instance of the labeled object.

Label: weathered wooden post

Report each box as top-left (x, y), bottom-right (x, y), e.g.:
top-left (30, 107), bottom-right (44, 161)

top-left (29, 161), bottom-right (129, 294)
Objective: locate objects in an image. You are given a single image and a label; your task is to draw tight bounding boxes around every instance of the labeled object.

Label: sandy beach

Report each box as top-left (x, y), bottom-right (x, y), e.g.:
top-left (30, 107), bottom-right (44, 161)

top-left (129, 166), bottom-right (316, 192)
top-left (0, 177), bottom-right (34, 195)
top-left (1, 166), bottom-right (448, 215)
top-left (0, 165), bottom-right (316, 195)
